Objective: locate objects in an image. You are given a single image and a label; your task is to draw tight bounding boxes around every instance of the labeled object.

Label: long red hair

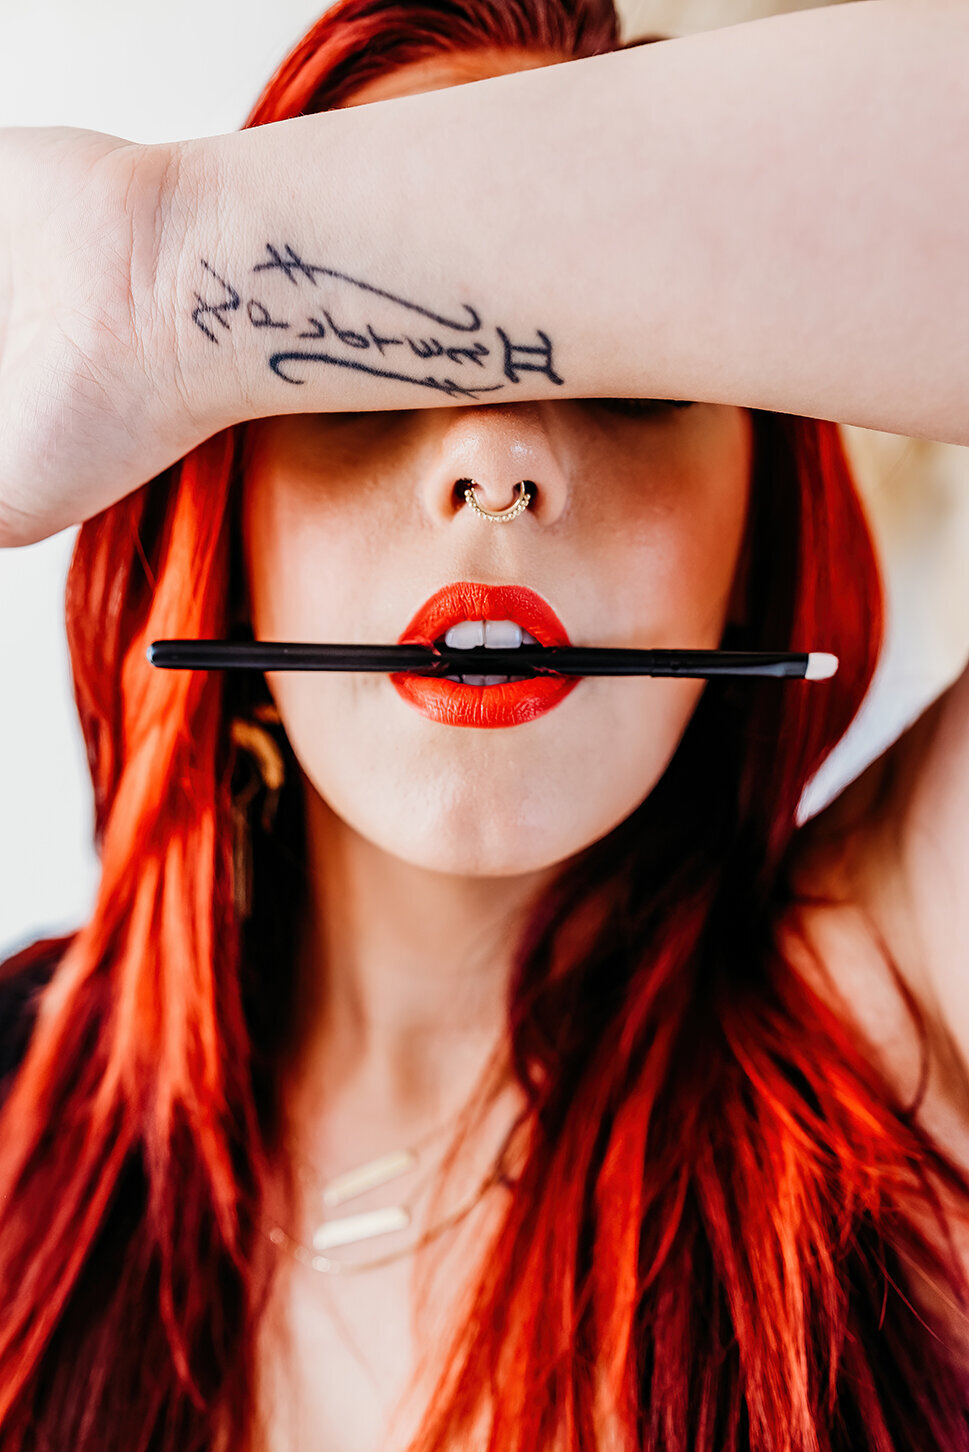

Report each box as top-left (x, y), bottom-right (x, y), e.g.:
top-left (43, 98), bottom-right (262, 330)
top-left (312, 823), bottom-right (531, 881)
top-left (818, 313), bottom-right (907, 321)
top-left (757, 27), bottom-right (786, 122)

top-left (3, 2), bottom-right (969, 1448)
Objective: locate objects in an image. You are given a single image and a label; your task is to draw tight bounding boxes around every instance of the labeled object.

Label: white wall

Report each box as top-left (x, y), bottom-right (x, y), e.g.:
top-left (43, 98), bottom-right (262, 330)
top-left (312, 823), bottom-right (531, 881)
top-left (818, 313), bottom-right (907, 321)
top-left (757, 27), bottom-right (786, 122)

top-left (2, 0), bottom-right (968, 960)
top-left (0, 0), bottom-right (335, 960)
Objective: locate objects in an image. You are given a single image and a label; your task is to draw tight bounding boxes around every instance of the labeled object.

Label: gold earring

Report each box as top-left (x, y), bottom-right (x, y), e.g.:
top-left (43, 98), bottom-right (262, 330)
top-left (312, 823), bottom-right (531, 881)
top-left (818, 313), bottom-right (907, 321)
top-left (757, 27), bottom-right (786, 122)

top-left (228, 701), bottom-right (286, 921)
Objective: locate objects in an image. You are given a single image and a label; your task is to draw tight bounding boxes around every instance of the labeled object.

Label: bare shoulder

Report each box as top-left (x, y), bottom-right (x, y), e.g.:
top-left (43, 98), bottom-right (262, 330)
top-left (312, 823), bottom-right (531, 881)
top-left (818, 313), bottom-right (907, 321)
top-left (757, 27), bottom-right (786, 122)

top-left (775, 665), bottom-right (969, 1354)
top-left (780, 655), bottom-right (969, 1164)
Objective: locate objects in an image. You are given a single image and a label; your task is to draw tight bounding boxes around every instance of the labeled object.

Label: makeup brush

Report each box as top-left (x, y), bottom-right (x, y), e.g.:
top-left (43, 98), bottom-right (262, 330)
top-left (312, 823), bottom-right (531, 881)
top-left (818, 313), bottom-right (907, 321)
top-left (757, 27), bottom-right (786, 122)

top-left (146, 640), bottom-right (838, 680)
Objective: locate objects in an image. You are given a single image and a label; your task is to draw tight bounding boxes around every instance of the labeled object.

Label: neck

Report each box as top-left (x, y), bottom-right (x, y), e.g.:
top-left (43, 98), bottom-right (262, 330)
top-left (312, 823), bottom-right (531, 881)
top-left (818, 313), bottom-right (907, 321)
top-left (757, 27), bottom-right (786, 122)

top-left (282, 778), bottom-right (555, 1151)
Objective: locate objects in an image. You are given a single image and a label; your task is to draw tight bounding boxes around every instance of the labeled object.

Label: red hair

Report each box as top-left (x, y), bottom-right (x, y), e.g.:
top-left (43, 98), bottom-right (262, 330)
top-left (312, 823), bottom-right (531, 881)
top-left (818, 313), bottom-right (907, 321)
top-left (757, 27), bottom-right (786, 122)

top-left (3, 2), bottom-right (969, 1448)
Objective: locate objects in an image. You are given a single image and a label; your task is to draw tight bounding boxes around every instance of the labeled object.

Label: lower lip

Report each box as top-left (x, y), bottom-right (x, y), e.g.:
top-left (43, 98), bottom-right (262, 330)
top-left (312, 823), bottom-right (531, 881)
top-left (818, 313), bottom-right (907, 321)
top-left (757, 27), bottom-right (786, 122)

top-left (389, 669), bottom-right (579, 728)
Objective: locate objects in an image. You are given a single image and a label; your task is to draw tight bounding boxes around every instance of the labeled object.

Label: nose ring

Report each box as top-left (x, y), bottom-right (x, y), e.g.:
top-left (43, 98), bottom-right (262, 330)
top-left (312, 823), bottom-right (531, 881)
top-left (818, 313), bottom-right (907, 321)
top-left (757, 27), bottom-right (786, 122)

top-left (460, 479), bottom-right (533, 522)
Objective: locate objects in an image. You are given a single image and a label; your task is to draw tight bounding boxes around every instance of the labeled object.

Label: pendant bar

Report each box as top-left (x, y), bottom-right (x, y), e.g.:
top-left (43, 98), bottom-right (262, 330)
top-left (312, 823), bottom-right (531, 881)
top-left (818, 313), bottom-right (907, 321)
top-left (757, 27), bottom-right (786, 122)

top-left (321, 1148), bottom-right (419, 1207)
top-left (312, 1204), bottom-right (412, 1251)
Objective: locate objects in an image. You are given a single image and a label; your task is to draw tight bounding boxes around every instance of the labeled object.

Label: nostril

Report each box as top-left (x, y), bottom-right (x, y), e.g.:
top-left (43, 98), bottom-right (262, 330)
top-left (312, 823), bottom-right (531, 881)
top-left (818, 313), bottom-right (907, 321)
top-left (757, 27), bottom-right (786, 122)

top-left (452, 478), bottom-right (476, 510)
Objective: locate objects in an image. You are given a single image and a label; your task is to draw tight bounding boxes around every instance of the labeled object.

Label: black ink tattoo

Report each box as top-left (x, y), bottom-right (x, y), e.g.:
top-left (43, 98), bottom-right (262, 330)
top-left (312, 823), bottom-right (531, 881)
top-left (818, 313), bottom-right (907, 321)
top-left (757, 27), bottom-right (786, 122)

top-left (443, 341), bottom-right (489, 368)
top-left (189, 242), bottom-right (566, 401)
top-left (246, 299), bottom-right (290, 330)
top-left (251, 243), bottom-right (482, 332)
top-left (497, 327), bottom-right (564, 386)
top-left (322, 309), bottom-right (370, 349)
top-left (367, 324), bottom-right (405, 354)
top-left (192, 261), bottom-right (241, 343)
top-left (408, 336), bottom-right (443, 360)
top-left (297, 316), bottom-right (328, 341)
top-left (267, 349), bottom-right (506, 398)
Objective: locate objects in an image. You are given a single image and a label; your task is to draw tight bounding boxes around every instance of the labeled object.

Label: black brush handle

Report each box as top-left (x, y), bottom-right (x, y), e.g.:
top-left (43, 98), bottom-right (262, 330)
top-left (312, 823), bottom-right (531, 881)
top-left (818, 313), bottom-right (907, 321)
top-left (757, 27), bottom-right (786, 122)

top-left (147, 640), bottom-right (814, 678)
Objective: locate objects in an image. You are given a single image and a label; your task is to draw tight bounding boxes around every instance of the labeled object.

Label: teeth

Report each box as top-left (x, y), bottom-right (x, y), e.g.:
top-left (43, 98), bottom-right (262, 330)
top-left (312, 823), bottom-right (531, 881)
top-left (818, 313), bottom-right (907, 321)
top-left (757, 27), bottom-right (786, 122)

top-left (484, 620), bottom-right (522, 649)
top-left (443, 674), bottom-right (530, 686)
top-left (443, 618), bottom-right (541, 649)
top-left (444, 620), bottom-right (485, 648)
top-left (441, 619), bottom-right (544, 684)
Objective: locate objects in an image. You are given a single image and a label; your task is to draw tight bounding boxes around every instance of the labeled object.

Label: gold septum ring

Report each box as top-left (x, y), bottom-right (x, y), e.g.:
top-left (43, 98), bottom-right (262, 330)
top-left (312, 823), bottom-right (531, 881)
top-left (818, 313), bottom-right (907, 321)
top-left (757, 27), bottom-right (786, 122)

top-left (461, 479), bottom-right (533, 522)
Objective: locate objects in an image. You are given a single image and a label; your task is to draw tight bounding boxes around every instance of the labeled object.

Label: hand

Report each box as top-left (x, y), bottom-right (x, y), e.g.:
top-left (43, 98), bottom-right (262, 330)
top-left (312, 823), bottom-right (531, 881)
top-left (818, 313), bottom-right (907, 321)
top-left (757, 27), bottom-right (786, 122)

top-left (0, 127), bottom-right (205, 547)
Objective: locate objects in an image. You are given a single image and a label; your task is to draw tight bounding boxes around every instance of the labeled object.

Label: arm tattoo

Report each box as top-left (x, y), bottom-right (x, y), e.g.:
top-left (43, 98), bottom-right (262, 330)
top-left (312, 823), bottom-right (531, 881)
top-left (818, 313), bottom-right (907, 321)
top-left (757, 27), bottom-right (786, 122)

top-left (190, 241), bottom-right (565, 401)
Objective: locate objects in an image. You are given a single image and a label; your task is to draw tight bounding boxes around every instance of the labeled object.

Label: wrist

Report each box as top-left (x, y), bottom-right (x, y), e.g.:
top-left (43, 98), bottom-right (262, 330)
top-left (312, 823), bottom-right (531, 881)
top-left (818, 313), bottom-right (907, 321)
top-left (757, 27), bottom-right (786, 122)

top-left (144, 136), bottom-right (249, 441)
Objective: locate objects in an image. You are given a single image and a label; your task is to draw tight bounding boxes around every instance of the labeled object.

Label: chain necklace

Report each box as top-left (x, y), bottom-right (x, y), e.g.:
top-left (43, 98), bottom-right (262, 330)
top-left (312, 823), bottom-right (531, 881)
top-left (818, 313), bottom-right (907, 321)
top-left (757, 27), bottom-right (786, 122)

top-left (263, 1107), bottom-right (524, 1276)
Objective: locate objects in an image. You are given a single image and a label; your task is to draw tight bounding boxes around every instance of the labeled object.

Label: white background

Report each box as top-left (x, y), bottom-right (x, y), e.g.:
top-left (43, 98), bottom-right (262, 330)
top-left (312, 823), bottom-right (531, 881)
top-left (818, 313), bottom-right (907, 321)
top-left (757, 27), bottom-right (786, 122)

top-left (2, 0), bottom-right (968, 961)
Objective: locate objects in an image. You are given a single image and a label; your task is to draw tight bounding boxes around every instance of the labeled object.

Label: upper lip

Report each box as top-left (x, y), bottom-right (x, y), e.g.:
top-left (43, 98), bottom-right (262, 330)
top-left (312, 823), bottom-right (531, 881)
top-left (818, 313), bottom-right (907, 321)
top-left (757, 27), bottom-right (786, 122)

top-left (398, 581), bottom-right (571, 648)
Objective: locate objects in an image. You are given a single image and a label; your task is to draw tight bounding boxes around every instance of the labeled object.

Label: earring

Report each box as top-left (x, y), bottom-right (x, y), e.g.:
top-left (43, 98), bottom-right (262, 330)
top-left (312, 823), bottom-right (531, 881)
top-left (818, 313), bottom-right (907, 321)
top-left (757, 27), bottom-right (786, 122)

top-left (228, 700), bottom-right (286, 922)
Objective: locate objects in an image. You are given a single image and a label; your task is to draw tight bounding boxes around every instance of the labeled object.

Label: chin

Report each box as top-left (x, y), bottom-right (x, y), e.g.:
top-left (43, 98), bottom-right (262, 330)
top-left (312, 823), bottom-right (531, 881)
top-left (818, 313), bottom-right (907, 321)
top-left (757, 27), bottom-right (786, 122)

top-left (370, 816), bottom-right (583, 880)
top-left (337, 779), bottom-right (644, 879)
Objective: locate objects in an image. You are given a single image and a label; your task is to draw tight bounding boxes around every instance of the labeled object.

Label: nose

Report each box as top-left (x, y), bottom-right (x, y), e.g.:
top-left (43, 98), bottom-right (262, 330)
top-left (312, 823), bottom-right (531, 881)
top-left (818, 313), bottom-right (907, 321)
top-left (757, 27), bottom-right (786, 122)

top-left (420, 402), bottom-right (571, 528)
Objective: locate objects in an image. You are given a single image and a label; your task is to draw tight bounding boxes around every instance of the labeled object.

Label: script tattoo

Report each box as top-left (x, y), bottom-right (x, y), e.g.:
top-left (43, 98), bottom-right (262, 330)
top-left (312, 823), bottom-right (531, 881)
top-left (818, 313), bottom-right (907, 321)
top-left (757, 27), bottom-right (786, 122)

top-left (190, 242), bottom-right (565, 400)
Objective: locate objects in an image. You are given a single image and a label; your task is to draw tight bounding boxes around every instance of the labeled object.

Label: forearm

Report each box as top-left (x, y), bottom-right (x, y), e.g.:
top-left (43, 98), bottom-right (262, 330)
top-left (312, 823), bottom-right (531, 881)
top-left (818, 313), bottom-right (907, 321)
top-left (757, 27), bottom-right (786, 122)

top-left (161, 0), bottom-right (969, 444)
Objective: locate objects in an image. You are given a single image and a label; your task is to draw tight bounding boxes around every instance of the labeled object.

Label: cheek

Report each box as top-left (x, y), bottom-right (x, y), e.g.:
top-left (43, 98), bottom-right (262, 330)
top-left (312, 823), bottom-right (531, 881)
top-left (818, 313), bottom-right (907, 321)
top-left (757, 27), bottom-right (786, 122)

top-left (232, 410), bottom-right (753, 877)
top-left (622, 416), bottom-right (752, 643)
top-left (241, 468), bottom-right (379, 641)
top-left (239, 464), bottom-right (397, 781)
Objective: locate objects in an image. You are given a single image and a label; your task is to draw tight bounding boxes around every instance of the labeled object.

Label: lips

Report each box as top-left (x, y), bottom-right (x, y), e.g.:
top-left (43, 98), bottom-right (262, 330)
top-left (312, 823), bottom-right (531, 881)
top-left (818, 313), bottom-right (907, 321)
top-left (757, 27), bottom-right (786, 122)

top-left (391, 580), bottom-right (579, 729)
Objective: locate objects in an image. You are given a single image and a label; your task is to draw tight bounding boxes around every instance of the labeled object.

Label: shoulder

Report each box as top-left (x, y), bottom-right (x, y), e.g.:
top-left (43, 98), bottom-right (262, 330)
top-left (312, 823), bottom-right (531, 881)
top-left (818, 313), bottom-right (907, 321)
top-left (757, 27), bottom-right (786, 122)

top-left (781, 661), bottom-right (969, 1157)
top-left (814, 658), bottom-right (969, 1070)
top-left (0, 932), bottom-right (74, 1099)
top-left (781, 745), bottom-right (969, 1357)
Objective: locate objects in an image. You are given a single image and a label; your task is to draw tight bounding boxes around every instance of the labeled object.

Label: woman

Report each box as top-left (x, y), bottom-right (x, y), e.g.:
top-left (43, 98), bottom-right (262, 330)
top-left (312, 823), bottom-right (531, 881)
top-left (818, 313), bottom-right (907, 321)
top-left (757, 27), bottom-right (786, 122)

top-left (1, 0), bottom-right (968, 1448)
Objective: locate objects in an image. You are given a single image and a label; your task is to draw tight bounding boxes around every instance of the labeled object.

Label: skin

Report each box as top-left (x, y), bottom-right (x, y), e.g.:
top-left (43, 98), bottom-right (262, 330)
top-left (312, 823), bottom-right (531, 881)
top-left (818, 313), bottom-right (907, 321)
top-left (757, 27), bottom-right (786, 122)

top-left (241, 51), bottom-right (754, 1120)
top-left (242, 50), bottom-right (752, 1448)
top-left (243, 389), bottom-right (751, 1124)
top-left (235, 39), bottom-right (969, 1447)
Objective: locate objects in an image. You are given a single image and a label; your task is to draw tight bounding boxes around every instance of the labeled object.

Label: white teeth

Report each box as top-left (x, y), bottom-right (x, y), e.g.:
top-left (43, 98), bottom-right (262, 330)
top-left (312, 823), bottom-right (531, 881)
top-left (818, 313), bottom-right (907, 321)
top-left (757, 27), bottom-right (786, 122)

top-left (443, 673), bottom-right (528, 686)
top-left (444, 620), bottom-right (485, 648)
top-left (443, 618), bottom-right (541, 649)
top-left (484, 620), bottom-right (522, 649)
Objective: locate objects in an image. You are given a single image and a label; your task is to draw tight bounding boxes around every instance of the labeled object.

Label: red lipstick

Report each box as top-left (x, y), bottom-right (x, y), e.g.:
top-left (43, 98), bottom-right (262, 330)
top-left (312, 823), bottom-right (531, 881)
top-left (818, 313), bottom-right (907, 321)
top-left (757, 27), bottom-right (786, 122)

top-left (392, 581), bottom-right (580, 728)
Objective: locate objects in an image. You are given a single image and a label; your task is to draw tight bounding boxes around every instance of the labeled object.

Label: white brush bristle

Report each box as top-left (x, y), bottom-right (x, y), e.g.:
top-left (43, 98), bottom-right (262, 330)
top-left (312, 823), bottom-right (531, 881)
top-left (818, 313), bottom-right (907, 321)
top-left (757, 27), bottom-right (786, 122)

top-left (805, 652), bottom-right (839, 680)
